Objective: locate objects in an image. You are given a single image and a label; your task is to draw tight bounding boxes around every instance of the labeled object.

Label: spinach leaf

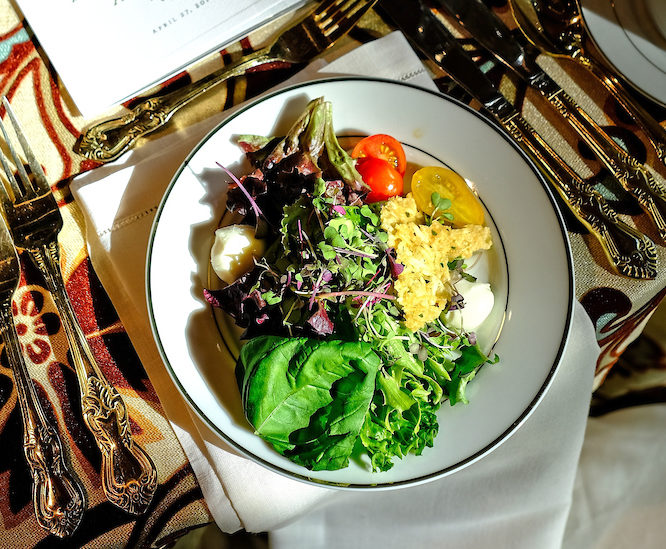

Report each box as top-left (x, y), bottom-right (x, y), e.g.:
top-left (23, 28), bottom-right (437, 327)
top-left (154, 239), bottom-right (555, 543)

top-left (285, 367), bottom-right (375, 470)
top-left (237, 335), bottom-right (380, 470)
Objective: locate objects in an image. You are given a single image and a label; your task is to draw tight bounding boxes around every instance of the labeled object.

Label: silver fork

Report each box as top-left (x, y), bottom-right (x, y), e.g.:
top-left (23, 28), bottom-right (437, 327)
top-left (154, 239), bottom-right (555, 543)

top-left (0, 214), bottom-right (85, 537)
top-left (0, 98), bottom-right (157, 515)
top-left (76, 0), bottom-right (378, 163)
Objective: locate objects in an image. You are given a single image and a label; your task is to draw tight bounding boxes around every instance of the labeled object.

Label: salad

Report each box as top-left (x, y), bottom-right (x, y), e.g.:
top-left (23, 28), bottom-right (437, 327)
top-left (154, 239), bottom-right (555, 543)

top-left (204, 97), bottom-right (499, 473)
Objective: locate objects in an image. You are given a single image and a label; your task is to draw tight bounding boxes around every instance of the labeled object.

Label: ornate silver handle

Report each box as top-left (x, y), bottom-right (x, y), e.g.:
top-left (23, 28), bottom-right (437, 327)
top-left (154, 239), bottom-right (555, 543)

top-left (501, 110), bottom-right (658, 279)
top-left (0, 307), bottom-right (86, 537)
top-left (530, 71), bottom-right (666, 242)
top-left (76, 48), bottom-right (275, 163)
top-left (33, 241), bottom-right (157, 514)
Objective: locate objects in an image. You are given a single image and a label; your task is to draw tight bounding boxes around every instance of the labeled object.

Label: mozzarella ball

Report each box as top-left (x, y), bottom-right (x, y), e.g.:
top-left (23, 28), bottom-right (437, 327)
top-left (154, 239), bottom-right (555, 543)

top-left (444, 280), bottom-right (494, 332)
top-left (210, 225), bottom-right (266, 284)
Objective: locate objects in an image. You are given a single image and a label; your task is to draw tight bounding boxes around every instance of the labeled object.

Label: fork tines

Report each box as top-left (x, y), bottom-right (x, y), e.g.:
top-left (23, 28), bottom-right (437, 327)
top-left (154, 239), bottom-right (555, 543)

top-left (0, 97), bottom-right (50, 202)
top-left (315, 0), bottom-right (375, 38)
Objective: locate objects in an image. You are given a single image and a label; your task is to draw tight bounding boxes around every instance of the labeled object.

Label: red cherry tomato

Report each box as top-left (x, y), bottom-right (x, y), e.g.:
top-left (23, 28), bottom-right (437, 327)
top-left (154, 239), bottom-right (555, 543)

top-left (356, 157), bottom-right (404, 203)
top-left (352, 134), bottom-right (407, 176)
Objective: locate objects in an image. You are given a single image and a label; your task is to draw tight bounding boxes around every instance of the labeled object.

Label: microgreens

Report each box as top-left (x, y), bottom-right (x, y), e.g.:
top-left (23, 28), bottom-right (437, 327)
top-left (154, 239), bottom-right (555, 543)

top-left (216, 162), bottom-right (265, 221)
top-left (427, 192), bottom-right (454, 225)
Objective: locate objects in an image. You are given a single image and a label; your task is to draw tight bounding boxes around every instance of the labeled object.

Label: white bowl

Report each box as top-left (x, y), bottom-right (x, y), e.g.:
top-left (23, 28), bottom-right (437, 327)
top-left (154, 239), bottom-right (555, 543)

top-left (147, 77), bottom-right (574, 489)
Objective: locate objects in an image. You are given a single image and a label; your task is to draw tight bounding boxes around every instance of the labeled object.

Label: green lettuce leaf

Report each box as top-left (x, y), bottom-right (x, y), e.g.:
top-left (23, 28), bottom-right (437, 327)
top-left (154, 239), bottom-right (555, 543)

top-left (237, 335), bottom-right (380, 470)
top-left (445, 344), bottom-right (489, 405)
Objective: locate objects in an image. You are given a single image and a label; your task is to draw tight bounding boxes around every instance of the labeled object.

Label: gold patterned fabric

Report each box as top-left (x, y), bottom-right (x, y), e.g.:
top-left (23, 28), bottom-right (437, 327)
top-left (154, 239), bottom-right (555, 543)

top-left (0, 3), bottom-right (212, 547)
top-left (0, 0), bottom-right (664, 546)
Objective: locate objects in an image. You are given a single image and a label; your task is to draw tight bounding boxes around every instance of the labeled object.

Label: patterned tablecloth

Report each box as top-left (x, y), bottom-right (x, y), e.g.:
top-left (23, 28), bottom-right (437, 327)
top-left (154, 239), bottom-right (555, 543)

top-left (0, 0), bottom-right (664, 547)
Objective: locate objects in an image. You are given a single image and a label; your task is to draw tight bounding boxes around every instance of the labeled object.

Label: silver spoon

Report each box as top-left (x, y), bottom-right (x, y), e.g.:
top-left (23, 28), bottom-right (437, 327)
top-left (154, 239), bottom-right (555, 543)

top-left (509, 0), bottom-right (666, 167)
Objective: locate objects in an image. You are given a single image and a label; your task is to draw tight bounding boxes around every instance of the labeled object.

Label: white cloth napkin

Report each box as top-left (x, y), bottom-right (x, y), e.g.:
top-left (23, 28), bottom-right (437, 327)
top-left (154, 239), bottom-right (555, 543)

top-left (562, 403), bottom-right (666, 549)
top-left (270, 303), bottom-right (597, 548)
top-left (70, 31), bottom-right (437, 533)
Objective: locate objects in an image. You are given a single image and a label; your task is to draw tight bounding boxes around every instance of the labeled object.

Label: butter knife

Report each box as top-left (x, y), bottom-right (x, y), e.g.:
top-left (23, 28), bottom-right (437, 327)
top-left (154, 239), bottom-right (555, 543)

top-left (434, 0), bottom-right (666, 243)
top-left (378, 0), bottom-right (658, 279)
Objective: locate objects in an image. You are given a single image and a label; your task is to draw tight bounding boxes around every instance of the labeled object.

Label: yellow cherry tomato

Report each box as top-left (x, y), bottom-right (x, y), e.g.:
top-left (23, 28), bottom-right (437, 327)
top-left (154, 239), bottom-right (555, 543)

top-left (411, 166), bottom-right (485, 227)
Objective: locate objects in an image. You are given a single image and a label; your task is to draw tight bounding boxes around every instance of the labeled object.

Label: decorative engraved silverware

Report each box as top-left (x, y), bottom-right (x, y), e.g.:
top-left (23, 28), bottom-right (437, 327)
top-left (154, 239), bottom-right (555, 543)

top-left (380, 0), bottom-right (658, 279)
top-left (439, 0), bottom-right (666, 243)
top-left (502, 112), bottom-right (659, 280)
top-left (0, 213), bottom-right (85, 537)
top-left (0, 98), bottom-right (157, 515)
top-left (510, 0), bottom-right (666, 167)
top-left (76, 0), bottom-right (378, 163)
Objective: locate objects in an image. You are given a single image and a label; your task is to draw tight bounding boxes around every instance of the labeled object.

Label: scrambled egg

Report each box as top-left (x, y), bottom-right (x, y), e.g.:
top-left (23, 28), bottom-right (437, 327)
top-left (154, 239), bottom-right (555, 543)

top-left (380, 194), bottom-right (492, 331)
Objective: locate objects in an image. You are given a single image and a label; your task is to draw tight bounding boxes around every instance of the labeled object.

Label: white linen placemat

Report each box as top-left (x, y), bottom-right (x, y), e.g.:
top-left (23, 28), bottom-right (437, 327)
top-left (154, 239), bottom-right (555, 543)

top-left (71, 31), bottom-right (438, 532)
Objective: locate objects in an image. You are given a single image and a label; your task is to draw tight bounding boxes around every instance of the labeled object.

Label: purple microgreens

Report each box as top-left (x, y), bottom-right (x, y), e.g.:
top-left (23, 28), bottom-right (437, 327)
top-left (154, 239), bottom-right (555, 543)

top-left (314, 290), bottom-right (396, 301)
top-left (354, 293), bottom-right (375, 321)
top-left (358, 226), bottom-right (385, 249)
top-left (297, 218), bottom-right (304, 245)
top-left (332, 247), bottom-right (378, 259)
top-left (279, 272), bottom-right (293, 297)
top-left (203, 288), bottom-right (222, 308)
top-left (447, 293), bottom-right (465, 311)
top-left (307, 302), bottom-right (334, 335)
top-left (374, 282), bottom-right (393, 303)
top-left (216, 162), bottom-right (264, 220)
top-left (332, 205), bottom-right (346, 215)
top-left (253, 256), bottom-right (278, 277)
top-left (366, 267), bottom-right (381, 286)
top-left (347, 192), bottom-right (364, 206)
top-left (386, 248), bottom-right (404, 277)
top-left (247, 289), bottom-right (267, 309)
top-left (391, 260), bottom-right (404, 277)
top-left (354, 280), bottom-right (391, 317)
top-left (255, 313), bottom-right (269, 325)
top-left (282, 271), bottom-right (292, 287)
top-left (468, 332), bottom-right (477, 346)
top-left (308, 271), bottom-right (325, 310)
top-left (378, 280), bottom-right (392, 294)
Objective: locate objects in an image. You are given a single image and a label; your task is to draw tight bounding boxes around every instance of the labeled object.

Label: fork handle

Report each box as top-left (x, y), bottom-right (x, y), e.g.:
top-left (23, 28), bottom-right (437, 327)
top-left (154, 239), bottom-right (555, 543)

top-left (31, 241), bottom-right (158, 515)
top-left (498, 107), bottom-right (658, 279)
top-left (530, 71), bottom-right (666, 242)
top-left (1, 308), bottom-right (86, 537)
top-left (76, 46), bottom-right (276, 164)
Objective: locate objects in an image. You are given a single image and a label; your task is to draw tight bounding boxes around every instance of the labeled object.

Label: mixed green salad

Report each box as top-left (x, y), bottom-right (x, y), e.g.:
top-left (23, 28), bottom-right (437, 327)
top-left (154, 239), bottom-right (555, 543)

top-left (204, 97), bottom-right (498, 472)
